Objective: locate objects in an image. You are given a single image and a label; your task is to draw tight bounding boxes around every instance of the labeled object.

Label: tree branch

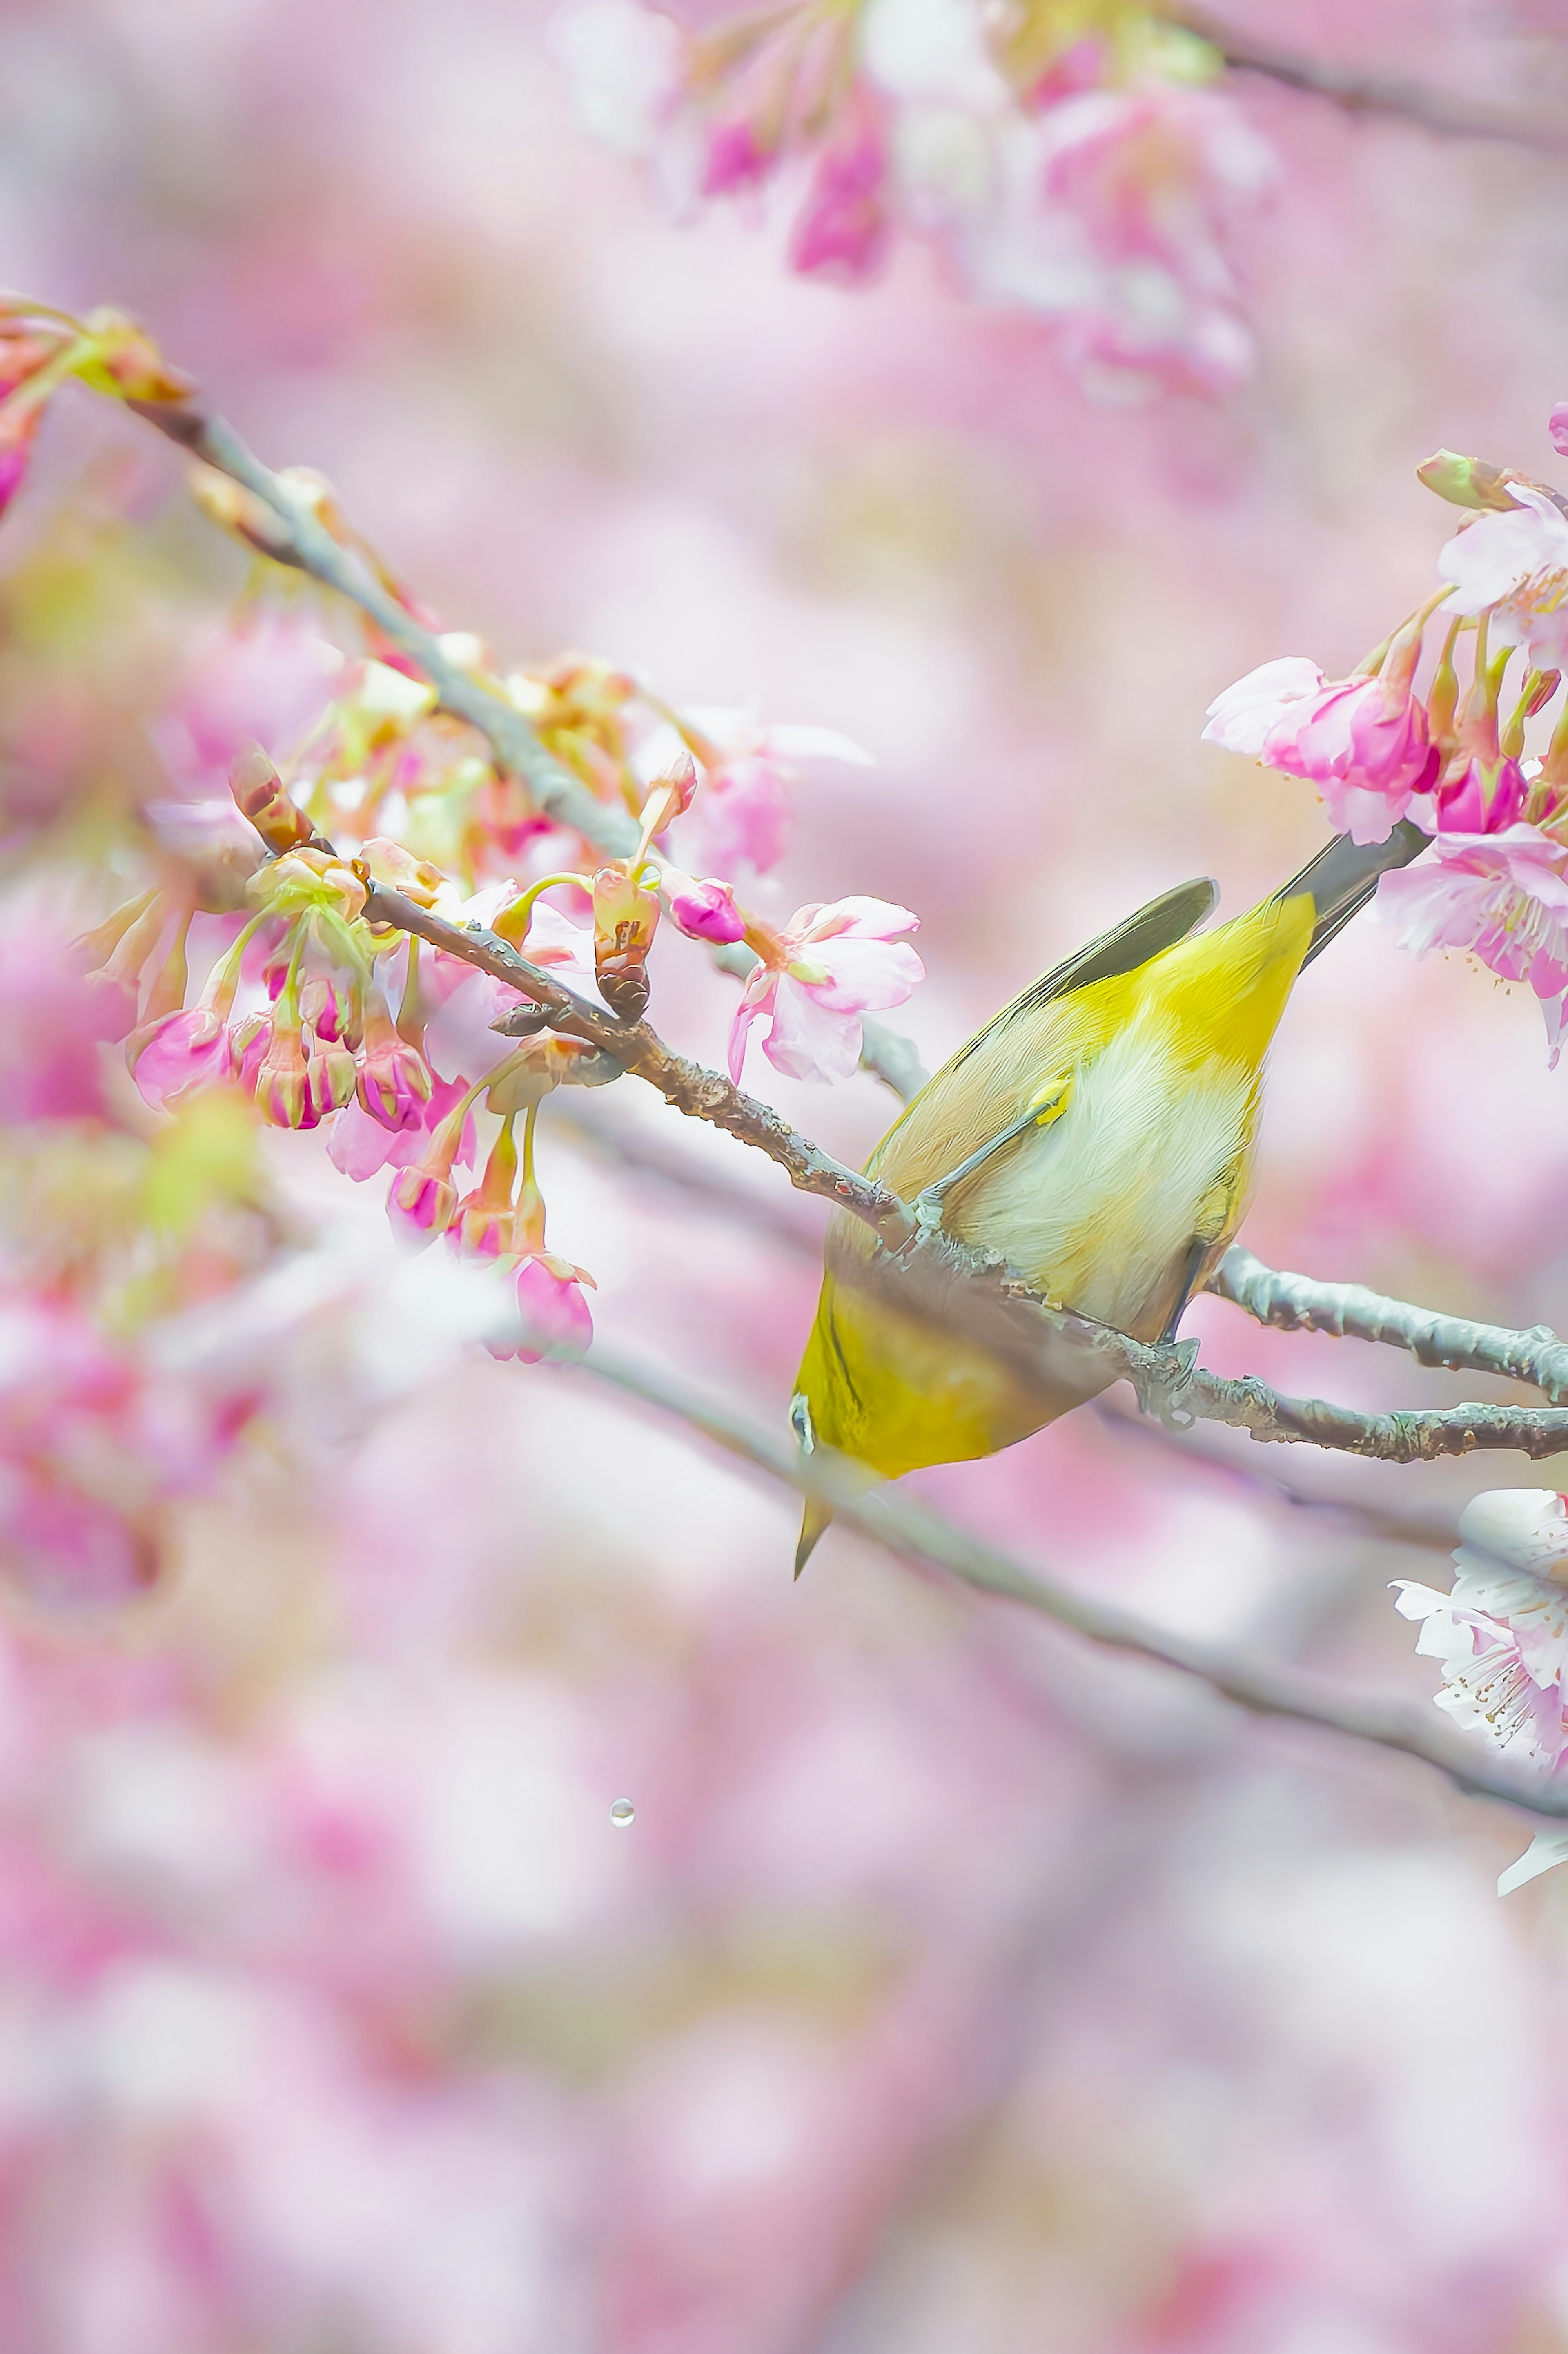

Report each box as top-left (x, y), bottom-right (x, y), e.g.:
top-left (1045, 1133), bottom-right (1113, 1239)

top-left (1210, 1244), bottom-right (1568, 1404)
top-left (1177, 7), bottom-right (1568, 155)
top-left (579, 1342), bottom-right (1568, 1825)
top-left (360, 881), bottom-right (1568, 1467)
top-left (123, 392), bottom-right (923, 1102)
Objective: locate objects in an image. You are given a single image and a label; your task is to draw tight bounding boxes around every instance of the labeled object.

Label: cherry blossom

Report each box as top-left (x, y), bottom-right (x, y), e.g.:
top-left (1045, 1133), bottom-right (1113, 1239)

top-left (554, 0), bottom-right (1276, 400)
top-left (0, 1293), bottom-right (249, 1607)
top-left (1023, 82), bottom-right (1276, 401)
top-left (491, 1254), bottom-right (597, 1365)
top-left (1377, 825), bottom-right (1568, 1058)
top-left (1395, 1492), bottom-right (1568, 1890)
top-left (673, 713), bottom-right (873, 881)
top-left (1204, 629), bottom-right (1437, 845)
top-left (728, 896), bottom-right (923, 1084)
top-left (1438, 485), bottom-right (1568, 669)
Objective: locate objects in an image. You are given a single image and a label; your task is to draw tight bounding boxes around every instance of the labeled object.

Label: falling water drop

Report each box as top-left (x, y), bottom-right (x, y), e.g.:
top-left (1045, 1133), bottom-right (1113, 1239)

top-left (609, 1797), bottom-right (635, 1828)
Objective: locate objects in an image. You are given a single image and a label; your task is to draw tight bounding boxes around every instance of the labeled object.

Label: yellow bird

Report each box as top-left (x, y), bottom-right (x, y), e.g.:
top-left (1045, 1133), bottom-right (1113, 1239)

top-left (790, 824), bottom-right (1423, 1572)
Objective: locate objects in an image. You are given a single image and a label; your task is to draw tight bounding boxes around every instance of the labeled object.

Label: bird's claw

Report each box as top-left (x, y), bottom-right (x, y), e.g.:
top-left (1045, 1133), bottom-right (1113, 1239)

top-left (1131, 1335), bottom-right (1200, 1429)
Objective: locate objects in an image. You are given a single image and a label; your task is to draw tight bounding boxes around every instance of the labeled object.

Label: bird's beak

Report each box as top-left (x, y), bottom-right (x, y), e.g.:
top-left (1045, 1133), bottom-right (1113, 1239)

top-left (795, 1498), bottom-right (832, 1579)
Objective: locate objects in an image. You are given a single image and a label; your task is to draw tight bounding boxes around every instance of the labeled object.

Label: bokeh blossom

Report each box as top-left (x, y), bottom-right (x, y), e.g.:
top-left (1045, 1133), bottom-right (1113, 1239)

top-left (554, 0), bottom-right (1275, 399)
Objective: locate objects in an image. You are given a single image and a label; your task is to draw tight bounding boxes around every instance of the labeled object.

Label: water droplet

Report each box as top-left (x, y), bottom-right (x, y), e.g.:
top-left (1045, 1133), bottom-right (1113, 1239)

top-left (609, 1797), bottom-right (635, 1828)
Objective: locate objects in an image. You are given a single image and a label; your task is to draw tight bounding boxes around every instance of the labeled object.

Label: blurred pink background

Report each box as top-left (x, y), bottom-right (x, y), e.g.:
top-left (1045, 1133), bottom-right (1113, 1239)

top-left (4, 0), bottom-right (1568, 2347)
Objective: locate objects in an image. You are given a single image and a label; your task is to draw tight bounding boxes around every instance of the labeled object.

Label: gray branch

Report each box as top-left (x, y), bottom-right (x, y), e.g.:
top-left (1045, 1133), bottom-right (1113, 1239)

top-left (1211, 1245), bottom-right (1568, 1404)
top-left (580, 1341), bottom-right (1568, 1826)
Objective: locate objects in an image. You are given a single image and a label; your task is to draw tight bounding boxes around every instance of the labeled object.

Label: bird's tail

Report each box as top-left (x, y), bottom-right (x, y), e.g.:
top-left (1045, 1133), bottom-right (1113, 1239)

top-left (1276, 818), bottom-right (1429, 966)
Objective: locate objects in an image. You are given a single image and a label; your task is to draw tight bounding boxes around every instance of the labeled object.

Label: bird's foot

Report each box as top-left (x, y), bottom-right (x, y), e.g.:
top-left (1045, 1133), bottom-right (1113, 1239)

top-left (1131, 1335), bottom-right (1200, 1429)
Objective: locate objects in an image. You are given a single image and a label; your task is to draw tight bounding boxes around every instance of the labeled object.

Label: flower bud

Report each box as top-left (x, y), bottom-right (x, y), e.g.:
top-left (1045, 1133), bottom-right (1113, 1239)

top-left (253, 1011), bottom-right (318, 1130)
top-left (388, 1162), bottom-right (457, 1246)
top-left (231, 746), bottom-right (315, 856)
top-left (129, 1008), bottom-right (231, 1112)
top-left (304, 1034), bottom-right (359, 1123)
top-left (592, 863), bottom-right (660, 1022)
top-left (356, 984), bottom-right (434, 1132)
top-left (638, 750), bottom-right (699, 840)
top-left (1417, 450), bottom-right (1526, 513)
top-left (666, 874), bottom-right (746, 945)
top-left (81, 312), bottom-right (196, 405)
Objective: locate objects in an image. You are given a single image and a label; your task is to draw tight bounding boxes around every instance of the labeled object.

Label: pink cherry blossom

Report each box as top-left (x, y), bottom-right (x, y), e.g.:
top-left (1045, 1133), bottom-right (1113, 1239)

top-left (728, 897), bottom-right (923, 1085)
top-left (131, 1006), bottom-right (233, 1111)
top-left (0, 1292), bottom-right (249, 1608)
top-left (1377, 825), bottom-right (1568, 1057)
top-left (1438, 484), bottom-right (1568, 668)
top-left (788, 105), bottom-right (891, 283)
top-left (1029, 84), bottom-right (1276, 400)
top-left (490, 1255), bottom-right (596, 1365)
top-left (1204, 647), bottom-right (1437, 844)
top-left (674, 714), bottom-right (873, 880)
top-left (1551, 403), bottom-right (1568, 460)
top-left (0, 909), bottom-right (118, 1122)
top-left (1202, 658), bottom-right (1328, 758)
top-left (154, 614), bottom-right (341, 796)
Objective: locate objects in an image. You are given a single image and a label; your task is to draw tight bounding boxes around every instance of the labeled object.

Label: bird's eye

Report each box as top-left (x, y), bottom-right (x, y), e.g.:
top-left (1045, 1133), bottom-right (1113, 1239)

top-left (789, 1394), bottom-right (815, 1454)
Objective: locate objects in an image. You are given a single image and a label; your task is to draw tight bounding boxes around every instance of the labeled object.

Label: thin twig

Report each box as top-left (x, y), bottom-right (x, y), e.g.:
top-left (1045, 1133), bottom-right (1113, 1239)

top-left (1211, 1244), bottom-right (1568, 1404)
top-left (1177, 7), bottom-right (1568, 155)
top-left (579, 1342), bottom-right (1568, 1825)
top-left (124, 393), bottom-right (923, 1101)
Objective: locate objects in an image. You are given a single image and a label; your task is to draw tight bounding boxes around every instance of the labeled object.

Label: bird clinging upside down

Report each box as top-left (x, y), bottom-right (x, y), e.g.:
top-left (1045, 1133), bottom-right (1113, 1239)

top-left (789, 822), bottom-right (1429, 1574)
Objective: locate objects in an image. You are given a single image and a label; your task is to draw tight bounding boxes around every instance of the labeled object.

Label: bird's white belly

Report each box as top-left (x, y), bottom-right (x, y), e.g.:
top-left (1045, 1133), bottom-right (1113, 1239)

top-left (961, 1019), bottom-right (1253, 1331)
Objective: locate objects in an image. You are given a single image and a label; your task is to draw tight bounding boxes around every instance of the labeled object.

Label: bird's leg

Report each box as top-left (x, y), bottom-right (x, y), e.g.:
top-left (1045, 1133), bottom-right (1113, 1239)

top-left (1158, 1175), bottom-right (1235, 1343)
top-left (910, 1076), bottom-right (1074, 1239)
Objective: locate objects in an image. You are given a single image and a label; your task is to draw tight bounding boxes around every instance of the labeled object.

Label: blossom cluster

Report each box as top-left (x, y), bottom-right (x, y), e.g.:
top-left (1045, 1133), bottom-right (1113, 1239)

top-left (554, 0), bottom-right (1276, 399)
top-left (1203, 415), bottom-right (1568, 1063)
top-left (0, 295), bottom-right (924, 1515)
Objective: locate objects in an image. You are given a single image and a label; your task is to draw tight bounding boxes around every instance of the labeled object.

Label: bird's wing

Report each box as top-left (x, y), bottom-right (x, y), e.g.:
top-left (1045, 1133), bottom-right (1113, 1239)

top-left (947, 876), bottom-right (1219, 1070)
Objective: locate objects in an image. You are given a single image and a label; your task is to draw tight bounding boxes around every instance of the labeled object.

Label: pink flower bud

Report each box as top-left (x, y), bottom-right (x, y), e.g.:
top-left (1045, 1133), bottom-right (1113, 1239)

top-left (356, 985), bottom-right (434, 1132)
top-left (1551, 404), bottom-right (1568, 460)
top-left (667, 875), bottom-right (746, 945)
top-left (388, 1163), bottom-right (458, 1246)
top-left (1432, 753), bottom-right (1526, 836)
top-left (489, 1254), bottom-right (596, 1365)
top-left (130, 1007), bottom-right (232, 1111)
top-left (303, 1034), bottom-right (358, 1123)
top-left (253, 1013), bottom-right (317, 1129)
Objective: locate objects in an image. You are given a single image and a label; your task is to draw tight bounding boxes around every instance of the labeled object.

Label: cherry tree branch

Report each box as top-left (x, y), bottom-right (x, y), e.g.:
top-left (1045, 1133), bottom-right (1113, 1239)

top-left (580, 1341), bottom-right (1568, 1825)
top-left (1178, 7), bottom-right (1568, 154)
top-left (361, 883), bottom-right (1568, 1467)
top-left (1210, 1244), bottom-right (1568, 1404)
top-left (124, 392), bottom-right (924, 1101)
